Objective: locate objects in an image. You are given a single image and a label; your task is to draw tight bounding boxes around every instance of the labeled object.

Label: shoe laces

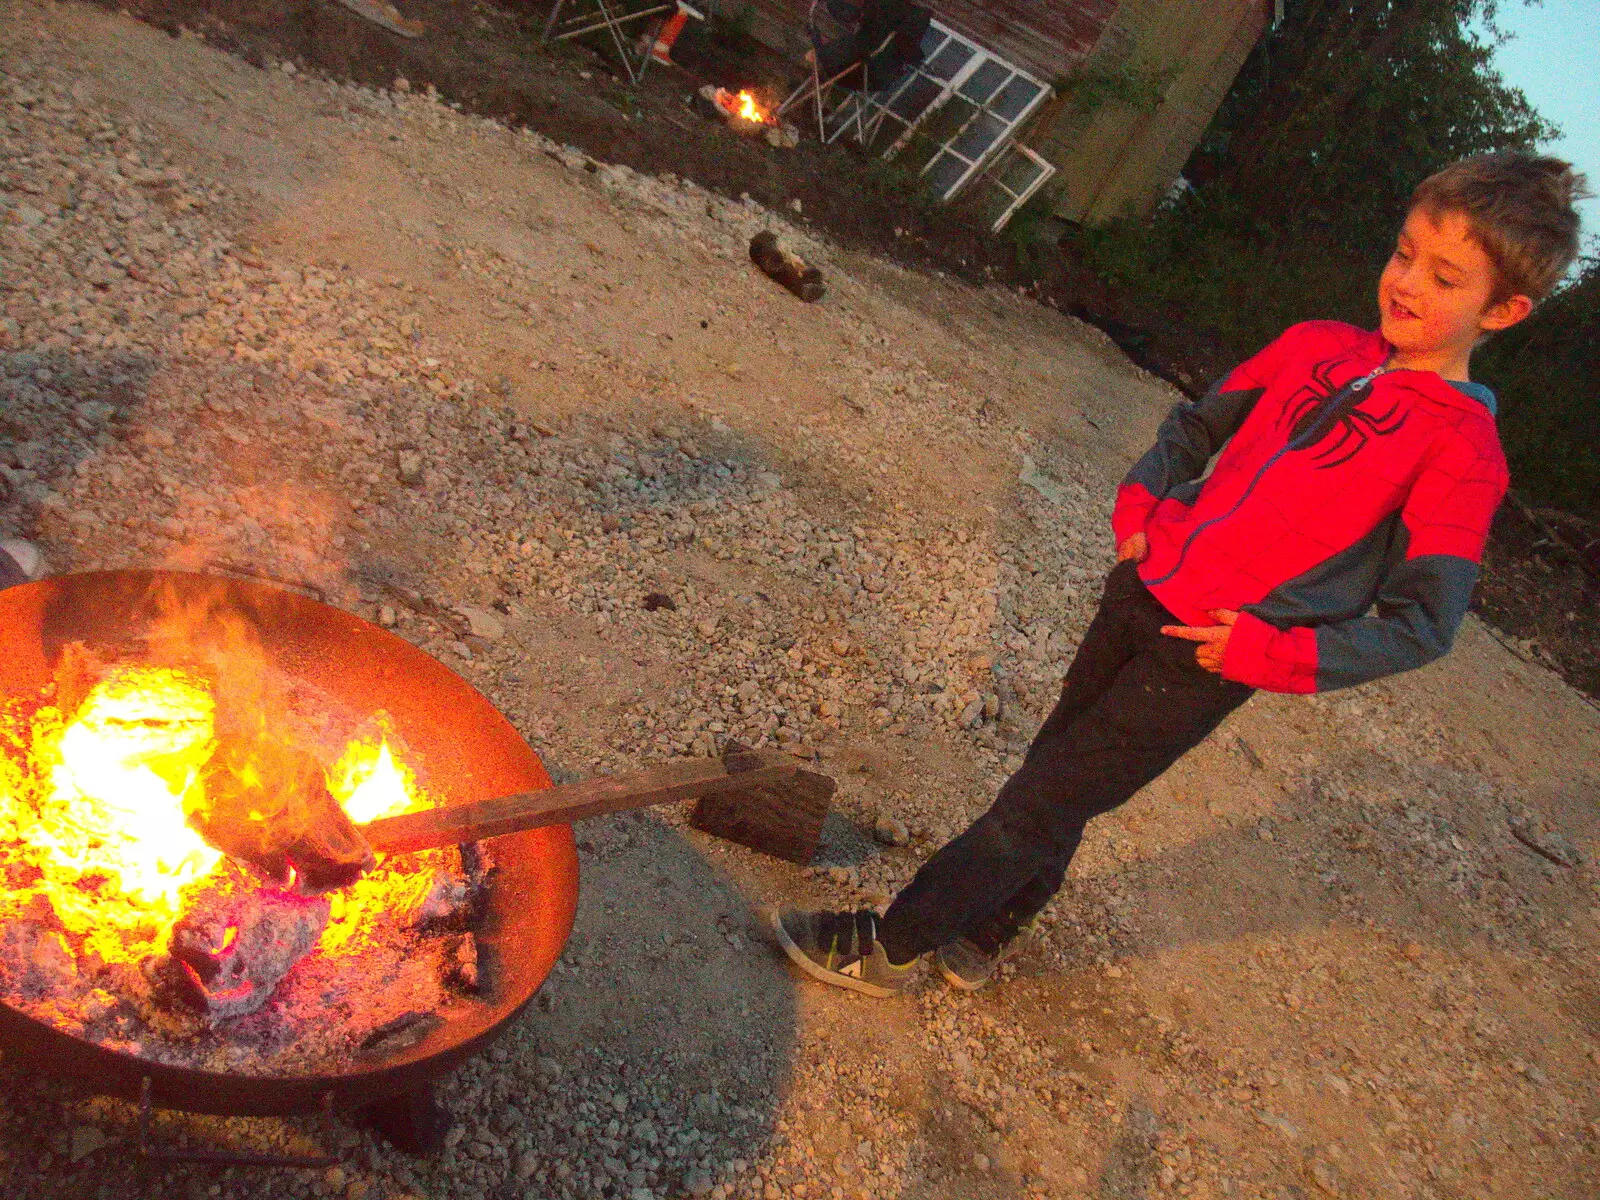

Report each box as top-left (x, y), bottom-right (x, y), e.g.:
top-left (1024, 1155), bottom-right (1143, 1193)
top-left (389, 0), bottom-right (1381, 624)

top-left (822, 909), bottom-right (878, 960)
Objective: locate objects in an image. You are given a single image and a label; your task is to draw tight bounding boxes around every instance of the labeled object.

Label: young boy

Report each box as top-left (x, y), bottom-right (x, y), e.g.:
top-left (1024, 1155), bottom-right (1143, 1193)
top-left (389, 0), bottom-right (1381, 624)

top-left (771, 152), bottom-right (1587, 996)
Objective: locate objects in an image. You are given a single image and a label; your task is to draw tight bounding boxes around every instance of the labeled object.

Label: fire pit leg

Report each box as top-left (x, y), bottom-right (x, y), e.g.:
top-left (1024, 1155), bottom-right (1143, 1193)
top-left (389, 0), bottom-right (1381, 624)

top-left (136, 1077), bottom-right (338, 1170)
top-left (356, 1084), bottom-right (452, 1156)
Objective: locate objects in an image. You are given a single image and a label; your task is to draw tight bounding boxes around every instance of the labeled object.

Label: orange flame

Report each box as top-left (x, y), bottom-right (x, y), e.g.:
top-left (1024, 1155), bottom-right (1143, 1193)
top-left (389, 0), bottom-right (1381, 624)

top-left (0, 574), bottom-right (449, 1023)
top-left (328, 733), bottom-right (428, 825)
top-left (715, 87), bottom-right (771, 125)
top-left (1, 665), bottom-right (433, 976)
top-left (735, 90), bottom-right (764, 123)
top-left (0, 666), bottom-right (226, 967)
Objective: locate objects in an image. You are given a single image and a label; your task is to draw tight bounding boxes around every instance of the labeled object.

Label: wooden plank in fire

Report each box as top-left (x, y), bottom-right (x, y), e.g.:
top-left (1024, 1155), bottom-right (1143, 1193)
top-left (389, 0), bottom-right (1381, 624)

top-left (359, 750), bottom-right (801, 854)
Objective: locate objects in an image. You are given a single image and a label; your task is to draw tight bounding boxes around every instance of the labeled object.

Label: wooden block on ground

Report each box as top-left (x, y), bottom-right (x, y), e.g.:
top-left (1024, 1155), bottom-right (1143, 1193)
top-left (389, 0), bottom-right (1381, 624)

top-left (690, 761), bottom-right (834, 865)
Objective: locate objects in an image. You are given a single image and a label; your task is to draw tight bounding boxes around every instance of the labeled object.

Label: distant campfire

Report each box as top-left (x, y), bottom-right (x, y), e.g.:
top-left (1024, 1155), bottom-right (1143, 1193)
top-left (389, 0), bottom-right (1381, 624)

top-left (717, 87), bottom-right (772, 125)
top-left (695, 85), bottom-right (799, 148)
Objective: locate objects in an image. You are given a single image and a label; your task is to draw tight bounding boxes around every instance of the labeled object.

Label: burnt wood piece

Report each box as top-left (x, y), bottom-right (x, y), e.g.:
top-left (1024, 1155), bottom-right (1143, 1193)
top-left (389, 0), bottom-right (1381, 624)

top-left (444, 933), bottom-right (480, 992)
top-left (460, 841), bottom-right (498, 925)
top-left (359, 750), bottom-right (805, 855)
top-left (405, 870), bottom-right (475, 932)
top-left (749, 231), bottom-right (826, 303)
top-left (690, 761), bottom-right (835, 864)
top-left (169, 888), bottom-right (332, 1021)
top-left (692, 87), bottom-right (726, 122)
top-left (196, 736), bottom-right (375, 891)
top-left (404, 842), bottom-right (499, 933)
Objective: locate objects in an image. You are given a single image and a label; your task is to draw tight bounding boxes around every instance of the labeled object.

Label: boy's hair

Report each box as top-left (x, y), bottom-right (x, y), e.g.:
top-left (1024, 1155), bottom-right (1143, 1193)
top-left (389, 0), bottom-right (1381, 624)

top-left (1410, 152), bottom-right (1589, 303)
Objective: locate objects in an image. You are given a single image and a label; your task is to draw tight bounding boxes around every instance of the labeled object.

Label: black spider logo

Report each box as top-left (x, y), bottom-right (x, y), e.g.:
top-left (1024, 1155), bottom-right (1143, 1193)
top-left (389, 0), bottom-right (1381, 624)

top-left (1278, 358), bottom-right (1407, 469)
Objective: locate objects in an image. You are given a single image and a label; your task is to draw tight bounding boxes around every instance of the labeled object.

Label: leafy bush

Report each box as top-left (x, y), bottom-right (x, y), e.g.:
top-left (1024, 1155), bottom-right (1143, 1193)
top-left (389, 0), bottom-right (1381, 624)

top-left (1066, 187), bottom-right (1378, 367)
top-left (1000, 182), bottom-right (1067, 274)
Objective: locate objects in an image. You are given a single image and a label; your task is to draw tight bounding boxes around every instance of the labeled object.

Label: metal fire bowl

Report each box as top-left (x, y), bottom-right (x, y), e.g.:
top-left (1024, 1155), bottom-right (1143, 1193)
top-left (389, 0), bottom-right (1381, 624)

top-left (0, 569), bottom-right (578, 1117)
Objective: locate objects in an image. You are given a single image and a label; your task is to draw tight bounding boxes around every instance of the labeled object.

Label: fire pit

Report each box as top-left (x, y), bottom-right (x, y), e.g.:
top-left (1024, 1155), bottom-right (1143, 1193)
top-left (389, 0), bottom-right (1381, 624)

top-left (694, 85), bottom-right (800, 148)
top-left (0, 570), bottom-right (576, 1124)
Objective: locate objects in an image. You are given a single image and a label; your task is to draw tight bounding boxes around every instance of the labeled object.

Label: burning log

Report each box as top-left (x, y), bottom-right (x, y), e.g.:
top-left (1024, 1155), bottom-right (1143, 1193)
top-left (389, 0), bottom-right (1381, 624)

top-left (195, 735), bottom-right (375, 891)
top-left (695, 84), bottom-right (766, 131)
top-left (749, 231), bottom-right (826, 303)
top-left (168, 885), bottom-right (331, 1021)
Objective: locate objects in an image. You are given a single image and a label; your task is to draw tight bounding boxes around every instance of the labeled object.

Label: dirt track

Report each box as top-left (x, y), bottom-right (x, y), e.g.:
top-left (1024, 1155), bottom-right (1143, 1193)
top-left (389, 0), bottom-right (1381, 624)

top-left (1, 5), bottom-right (1598, 1200)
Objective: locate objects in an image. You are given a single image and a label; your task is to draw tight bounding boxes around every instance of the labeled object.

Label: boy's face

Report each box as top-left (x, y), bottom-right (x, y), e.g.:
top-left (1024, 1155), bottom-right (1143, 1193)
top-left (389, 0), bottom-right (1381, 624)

top-left (1377, 206), bottom-right (1532, 376)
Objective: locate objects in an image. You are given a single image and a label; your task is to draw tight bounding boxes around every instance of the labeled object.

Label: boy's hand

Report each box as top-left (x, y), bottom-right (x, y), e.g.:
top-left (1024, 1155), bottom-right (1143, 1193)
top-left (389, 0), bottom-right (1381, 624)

top-left (1116, 532), bottom-right (1149, 563)
top-left (1160, 609), bottom-right (1238, 674)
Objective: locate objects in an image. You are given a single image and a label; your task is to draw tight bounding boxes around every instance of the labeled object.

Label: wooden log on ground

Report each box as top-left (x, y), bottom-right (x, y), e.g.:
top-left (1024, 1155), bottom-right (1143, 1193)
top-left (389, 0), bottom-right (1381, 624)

top-left (750, 231), bottom-right (825, 302)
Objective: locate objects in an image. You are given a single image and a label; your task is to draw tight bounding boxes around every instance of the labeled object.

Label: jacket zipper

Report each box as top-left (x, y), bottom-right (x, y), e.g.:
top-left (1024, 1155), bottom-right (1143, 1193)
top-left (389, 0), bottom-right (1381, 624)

top-left (1144, 364), bottom-right (1389, 588)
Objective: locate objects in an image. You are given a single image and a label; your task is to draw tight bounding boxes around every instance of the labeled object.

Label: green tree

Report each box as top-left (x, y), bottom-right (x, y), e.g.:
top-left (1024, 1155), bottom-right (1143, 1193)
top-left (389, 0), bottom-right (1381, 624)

top-left (1200, 0), bottom-right (1554, 255)
top-left (1478, 257), bottom-right (1600, 516)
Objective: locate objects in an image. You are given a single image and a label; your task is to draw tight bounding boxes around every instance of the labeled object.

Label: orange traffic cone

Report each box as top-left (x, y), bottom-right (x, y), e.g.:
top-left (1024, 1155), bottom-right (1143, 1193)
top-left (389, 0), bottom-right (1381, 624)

top-left (649, 2), bottom-right (698, 65)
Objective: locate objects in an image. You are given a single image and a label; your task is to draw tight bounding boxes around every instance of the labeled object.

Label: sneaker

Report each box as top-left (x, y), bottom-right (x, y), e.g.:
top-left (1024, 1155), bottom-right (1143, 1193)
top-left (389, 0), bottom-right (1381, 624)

top-left (768, 907), bottom-right (919, 998)
top-left (934, 920), bottom-right (1036, 992)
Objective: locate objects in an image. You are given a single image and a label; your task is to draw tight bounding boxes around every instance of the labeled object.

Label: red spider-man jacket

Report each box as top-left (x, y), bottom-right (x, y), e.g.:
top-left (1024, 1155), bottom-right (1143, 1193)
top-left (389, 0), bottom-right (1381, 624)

top-left (1112, 321), bottom-right (1508, 694)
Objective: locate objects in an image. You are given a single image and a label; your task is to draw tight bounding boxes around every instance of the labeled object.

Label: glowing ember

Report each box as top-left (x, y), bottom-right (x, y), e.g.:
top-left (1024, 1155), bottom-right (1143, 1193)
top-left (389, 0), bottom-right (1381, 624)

top-left (0, 664), bottom-right (432, 976)
top-left (0, 617), bottom-right (479, 1065)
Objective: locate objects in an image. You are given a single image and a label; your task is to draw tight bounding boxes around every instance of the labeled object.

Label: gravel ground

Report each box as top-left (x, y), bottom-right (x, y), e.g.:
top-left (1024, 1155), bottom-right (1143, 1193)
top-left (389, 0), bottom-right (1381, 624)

top-left (2, 5), bottom-right (1598, 1200)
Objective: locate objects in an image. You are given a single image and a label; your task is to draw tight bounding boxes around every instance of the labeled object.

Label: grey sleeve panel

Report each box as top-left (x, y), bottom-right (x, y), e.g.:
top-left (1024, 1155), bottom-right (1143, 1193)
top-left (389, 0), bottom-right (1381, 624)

top-left (1312, 553), bottom-right (1480, 692)
top-left (1246, 514), bottom-right (1403, 629)
top-left (1123, 385), bottom-right (1265, 499)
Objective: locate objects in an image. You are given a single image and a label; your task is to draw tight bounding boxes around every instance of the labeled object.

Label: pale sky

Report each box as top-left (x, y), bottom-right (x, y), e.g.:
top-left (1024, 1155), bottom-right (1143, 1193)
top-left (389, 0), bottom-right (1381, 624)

top-left (1484, 0), bottom-right (1600, 249)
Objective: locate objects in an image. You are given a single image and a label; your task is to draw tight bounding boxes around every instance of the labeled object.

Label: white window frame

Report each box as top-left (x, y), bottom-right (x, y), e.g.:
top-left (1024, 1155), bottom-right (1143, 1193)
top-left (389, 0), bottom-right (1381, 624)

top-left (979, 143), bottom-right (1058, 232)
top-left (825, 19), bottom-right (1052, 202)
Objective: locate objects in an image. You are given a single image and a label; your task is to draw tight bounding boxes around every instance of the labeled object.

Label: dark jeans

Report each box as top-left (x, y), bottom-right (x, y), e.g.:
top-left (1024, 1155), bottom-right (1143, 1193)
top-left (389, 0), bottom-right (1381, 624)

top-left (878, 560), bottom-right (1254, 962)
